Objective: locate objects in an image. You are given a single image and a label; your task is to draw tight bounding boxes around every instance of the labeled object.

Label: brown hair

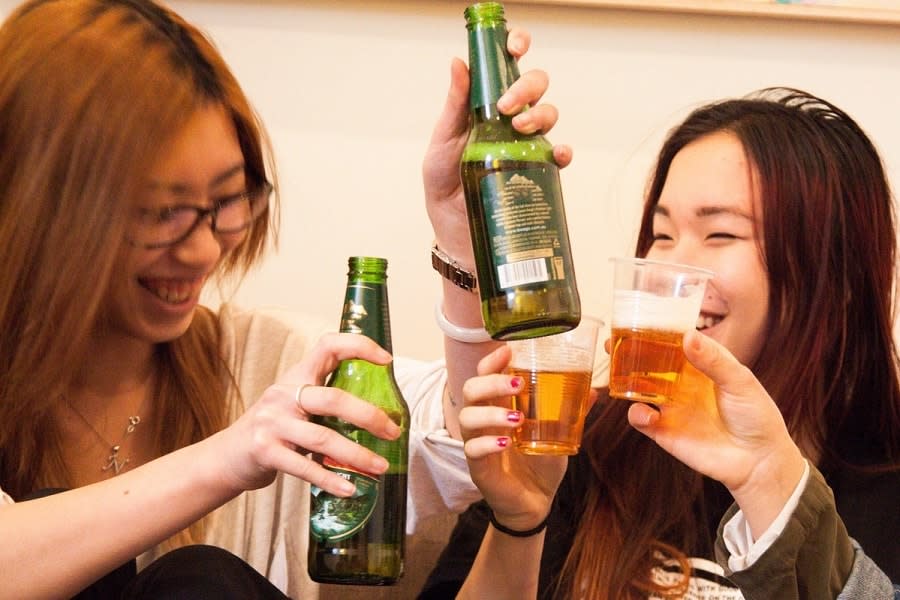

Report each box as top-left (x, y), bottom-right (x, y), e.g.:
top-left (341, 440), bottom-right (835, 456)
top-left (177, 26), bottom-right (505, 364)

top-left (0, 0), bottom-right (278, 545)
top-left (560, 88), bottom-right (900, 597)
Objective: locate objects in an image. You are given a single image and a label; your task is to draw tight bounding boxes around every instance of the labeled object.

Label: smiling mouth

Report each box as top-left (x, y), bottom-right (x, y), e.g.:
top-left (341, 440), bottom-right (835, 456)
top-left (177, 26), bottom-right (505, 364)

top-left (696, 314), bottom-right (723, 331)
top-left (139, 278), bottom-right (200, 304)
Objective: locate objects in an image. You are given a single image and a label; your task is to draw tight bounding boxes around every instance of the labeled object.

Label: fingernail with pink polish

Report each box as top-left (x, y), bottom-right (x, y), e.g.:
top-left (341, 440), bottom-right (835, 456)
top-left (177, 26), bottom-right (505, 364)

top-left (507, 411), bottom-right (522, 423)
top-left (510, 377), bottom-right (522, 390)
top-left (497, 437), bottom-right (510, 448)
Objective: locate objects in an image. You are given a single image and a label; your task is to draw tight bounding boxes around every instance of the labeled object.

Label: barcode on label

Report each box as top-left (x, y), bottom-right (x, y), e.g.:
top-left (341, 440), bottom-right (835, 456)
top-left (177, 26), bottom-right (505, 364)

top-left (497, 258), bottom-right (549, 288)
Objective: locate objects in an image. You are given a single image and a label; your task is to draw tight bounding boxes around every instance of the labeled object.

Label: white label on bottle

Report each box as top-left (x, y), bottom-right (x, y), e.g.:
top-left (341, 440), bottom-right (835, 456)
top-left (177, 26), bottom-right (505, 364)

top-left (497, 258), bottom-right (549, 288)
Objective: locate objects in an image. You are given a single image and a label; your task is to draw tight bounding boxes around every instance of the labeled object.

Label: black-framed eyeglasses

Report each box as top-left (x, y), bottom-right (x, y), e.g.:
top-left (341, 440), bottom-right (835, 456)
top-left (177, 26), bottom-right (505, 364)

top-left (128, 181), bottom-right (273, 249)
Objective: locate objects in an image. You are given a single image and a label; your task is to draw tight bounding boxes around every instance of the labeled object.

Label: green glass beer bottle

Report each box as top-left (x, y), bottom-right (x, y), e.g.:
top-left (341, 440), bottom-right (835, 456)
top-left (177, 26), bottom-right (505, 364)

top-left (461, 2), bottom-right (581, 340)
top-left (307, 256), bottom-right (409, 585)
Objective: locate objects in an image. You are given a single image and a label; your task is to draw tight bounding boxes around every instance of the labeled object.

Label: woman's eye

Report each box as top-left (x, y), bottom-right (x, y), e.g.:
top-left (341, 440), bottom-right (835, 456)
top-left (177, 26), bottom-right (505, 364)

top-left (214, 191), bottom-right (249, 208)
top-left (707, 232), bottom-right (738, 240)
top-left (138, 206), bottom-right (188, 225)
top-left (651, 233), bottom-right (673, 242)
top-left (138, 207), bottom-right (171, 223)
top-left (157, 207), bottom-right (180, 222)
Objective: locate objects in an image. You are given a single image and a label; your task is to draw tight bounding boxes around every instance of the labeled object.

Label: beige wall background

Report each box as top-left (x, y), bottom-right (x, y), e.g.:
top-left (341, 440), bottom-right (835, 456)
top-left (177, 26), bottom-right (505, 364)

top-left (6, 0), bottom-right (899, 359)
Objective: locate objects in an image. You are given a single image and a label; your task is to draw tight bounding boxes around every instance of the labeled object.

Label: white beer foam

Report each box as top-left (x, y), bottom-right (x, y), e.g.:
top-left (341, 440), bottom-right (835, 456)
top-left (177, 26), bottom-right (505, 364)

top-left (611, 289), bottom-right (702, 332)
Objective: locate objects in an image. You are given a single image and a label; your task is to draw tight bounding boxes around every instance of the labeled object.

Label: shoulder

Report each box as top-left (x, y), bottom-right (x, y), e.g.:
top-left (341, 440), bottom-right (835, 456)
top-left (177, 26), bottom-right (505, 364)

top-left (215, 304), bottom-right (333, 404)
top-left (217, 303), bottom-right (331, 360)
top-left (217, 303), bottom-right (331, 343)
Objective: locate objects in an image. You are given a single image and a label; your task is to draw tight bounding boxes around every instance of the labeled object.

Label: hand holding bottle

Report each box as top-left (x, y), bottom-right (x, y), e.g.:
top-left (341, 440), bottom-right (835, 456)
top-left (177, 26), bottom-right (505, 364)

top-left (423, 27), bottom-right (572, 264)
top-left (628, 330), bottom-right (806, 538)
top-left (308, 256), bottom-right (409, 585)
top-left (205, 331), bottom-right (400, 499)
top-left (458, 344), bottom-right (567, 531)
top-left (426, 20), bottom-right (575, 439)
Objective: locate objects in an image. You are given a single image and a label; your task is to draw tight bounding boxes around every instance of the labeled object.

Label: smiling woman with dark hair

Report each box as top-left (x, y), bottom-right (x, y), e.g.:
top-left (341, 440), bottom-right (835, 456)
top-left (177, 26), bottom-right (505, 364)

top-left (422, 88), bottom-right (900, 599)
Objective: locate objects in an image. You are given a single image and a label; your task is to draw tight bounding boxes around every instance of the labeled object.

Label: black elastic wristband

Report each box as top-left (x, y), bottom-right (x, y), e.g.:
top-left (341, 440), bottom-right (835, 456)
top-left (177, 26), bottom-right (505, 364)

top-left (489, 510), bottom-right (548, 538)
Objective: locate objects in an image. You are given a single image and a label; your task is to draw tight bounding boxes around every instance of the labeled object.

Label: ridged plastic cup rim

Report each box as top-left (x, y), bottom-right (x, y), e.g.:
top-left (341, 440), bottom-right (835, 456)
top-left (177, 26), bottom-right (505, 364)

top-left (609, 256), bottom-right (714, 279)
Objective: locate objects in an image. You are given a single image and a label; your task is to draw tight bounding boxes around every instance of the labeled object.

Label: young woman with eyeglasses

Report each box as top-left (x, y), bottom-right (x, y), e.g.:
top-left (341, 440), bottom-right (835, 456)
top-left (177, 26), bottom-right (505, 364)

top-left (0, 1), bottom-right (567, 597)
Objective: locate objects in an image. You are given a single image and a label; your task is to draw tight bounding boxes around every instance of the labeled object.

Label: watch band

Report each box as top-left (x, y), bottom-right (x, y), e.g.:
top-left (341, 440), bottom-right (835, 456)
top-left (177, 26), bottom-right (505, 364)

top-left (431, 244), bottom-right (477, 292)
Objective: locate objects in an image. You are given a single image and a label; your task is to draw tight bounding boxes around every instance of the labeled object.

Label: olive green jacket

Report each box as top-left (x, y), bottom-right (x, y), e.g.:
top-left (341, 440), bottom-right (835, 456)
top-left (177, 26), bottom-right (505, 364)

top-left (715, 464), bottom-right (896, 600)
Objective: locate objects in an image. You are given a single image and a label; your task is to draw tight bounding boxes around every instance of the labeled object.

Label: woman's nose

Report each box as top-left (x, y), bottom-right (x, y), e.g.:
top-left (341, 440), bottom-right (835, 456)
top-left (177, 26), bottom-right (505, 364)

top-left (665, 243), bottom-right (709, 272)
top-left (170, 216), bottom-right (222, 267)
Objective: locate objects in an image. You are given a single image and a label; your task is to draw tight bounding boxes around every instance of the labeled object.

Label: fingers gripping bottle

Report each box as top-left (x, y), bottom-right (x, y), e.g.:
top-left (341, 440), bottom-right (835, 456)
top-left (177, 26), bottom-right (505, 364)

top-left (307, 256), bottom-right (409, 585)
top-left (460, 2), bottom-right (581, 340)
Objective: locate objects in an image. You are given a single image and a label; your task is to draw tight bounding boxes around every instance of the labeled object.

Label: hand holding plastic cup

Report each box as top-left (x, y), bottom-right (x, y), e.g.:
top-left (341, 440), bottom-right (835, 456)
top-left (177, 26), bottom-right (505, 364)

top-left (505, 316), bottom-right (602, 455)
top-left (609, 257), bottom-right (713, 404)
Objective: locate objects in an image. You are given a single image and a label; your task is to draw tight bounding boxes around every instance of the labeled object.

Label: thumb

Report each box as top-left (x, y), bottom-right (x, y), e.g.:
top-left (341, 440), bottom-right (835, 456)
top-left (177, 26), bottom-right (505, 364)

top-left (682, 330), bottom-right (756, 396)
top-left (428, 57), bottom-right (470, 146)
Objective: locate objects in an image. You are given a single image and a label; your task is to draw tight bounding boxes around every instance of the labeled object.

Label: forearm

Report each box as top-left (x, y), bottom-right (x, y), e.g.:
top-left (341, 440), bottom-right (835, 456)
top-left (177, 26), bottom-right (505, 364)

top-left (0, 437), bottom-right (237, 599)
top-left (457, 527), bottom-right (544, 599)
top-left (440, 278), bottom-right (501, 440)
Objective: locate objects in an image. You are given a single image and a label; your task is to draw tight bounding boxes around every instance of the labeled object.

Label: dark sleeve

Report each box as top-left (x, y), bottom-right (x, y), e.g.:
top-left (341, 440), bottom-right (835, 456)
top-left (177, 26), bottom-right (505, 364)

top-left (417, 500), bottom-right (490, 599)
top-left (830, 464), bottom-right (900, 582)
top-left (714, 464), bottom-right (857, 600)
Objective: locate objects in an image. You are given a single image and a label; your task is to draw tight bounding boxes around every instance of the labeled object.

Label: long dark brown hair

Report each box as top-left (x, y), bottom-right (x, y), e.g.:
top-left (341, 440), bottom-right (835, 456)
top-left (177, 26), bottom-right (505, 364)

top-left (0, 0), bottom-right (278, 544)
top-left (561, 88), bottom-right (900, 598)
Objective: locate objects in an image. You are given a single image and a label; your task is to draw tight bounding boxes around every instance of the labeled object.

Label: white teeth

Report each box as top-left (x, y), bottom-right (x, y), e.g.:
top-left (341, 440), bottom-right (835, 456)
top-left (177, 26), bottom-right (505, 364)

top-left (145, 282), bottom-right (192, 304)
top-left (696, 315), bottom-right (723, 330)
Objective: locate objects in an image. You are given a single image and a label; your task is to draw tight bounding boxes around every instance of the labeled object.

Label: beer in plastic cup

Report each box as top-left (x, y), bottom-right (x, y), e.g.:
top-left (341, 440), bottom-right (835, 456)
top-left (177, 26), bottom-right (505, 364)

top-left (506, 317), bottom-right (601, 455)
top-left (608, 258), bottom-right (713, 404)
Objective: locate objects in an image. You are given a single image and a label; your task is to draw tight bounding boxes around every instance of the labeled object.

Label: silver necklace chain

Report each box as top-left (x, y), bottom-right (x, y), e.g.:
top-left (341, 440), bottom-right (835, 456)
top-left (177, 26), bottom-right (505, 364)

top-left (68, 406), bottom-right (143, 475)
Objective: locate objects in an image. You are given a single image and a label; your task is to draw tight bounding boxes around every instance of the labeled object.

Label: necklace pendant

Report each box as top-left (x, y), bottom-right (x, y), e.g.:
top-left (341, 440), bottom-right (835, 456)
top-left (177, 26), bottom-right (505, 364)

top-left (126, 415), bottom-right (141, 434)
top-left (101, 444), bottom-right (129, 474)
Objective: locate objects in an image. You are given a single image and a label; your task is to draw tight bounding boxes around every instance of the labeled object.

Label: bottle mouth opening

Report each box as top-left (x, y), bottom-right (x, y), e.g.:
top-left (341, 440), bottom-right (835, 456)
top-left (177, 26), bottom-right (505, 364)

top-left (464, 2), bottom-right (505, 26)
top-left (348, 256), bottom-right (388, 275)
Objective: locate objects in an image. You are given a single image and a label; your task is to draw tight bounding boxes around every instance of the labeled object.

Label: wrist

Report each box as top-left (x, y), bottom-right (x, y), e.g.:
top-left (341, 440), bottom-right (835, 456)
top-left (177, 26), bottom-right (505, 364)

top-left (432, 243), bottom-right (478, 293)
top-left (729, 444), bottom-right (806, 538)
top-left (434, 300), bottom-right (492, 343)
top-left (432, 236), bottom-right (475, 266)
top-left (489, 509), bottom-right (549, 538)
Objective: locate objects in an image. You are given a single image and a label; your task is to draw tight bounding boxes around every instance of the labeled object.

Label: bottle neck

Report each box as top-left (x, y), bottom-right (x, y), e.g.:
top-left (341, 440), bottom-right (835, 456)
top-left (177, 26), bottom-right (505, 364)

top-left (339, 261), bottom-right (393, 354)
top-left (467, 18), bottom-right (519, 115)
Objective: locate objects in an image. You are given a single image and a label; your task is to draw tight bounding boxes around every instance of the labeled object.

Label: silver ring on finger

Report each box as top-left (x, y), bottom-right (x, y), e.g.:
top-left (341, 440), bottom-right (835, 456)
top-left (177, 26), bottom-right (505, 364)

top-left (295, 384), bottom-right (313, 413)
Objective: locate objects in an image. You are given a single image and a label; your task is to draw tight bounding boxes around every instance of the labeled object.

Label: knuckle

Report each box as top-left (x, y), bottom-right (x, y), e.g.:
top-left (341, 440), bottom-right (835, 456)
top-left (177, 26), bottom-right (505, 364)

top-left (291, 456), bottom-right (322, 485)
top-left (315, 332), bottom-right (344, 355)
top-left (304, 424), bottom-right (332, 450)
top-left (248, 430), bottom-right (275, 465)
top-left (476, 355), bottom-right (493, 376)
top-left (458, 407), bottom-right (475, 430)
top-left (258, 385), bottom-right (282, 406)
top-left (462, 438), bottom-right (479, 458)
top-left (461, 378), bottom-right (477, 401)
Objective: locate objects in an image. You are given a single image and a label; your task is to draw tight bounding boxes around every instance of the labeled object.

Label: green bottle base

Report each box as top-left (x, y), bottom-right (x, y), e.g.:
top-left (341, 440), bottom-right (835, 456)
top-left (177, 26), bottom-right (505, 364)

top-left (481, 287), bottom-right (581, 340)
top-left (487, 319), bottom-right (579, 341)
